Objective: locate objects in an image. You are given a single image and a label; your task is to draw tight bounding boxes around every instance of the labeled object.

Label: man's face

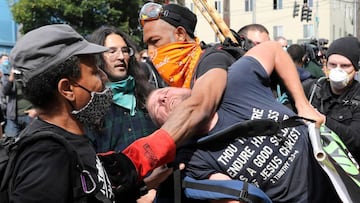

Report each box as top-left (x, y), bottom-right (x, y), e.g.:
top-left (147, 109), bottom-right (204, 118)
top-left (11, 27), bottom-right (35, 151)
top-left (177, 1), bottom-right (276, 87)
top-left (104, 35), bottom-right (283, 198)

top-left (0, 55), bottom-right (8, 64)
top-left (246, 30), bottom-right (270, 45)
top-left (102, 33), bottom-right (131, 81)
top-left (327, 54), bottom-right (356, 80)
top-left (142, 19), bottom-right (177, 52)
top-left (146, 87), bottom-right (191, 126)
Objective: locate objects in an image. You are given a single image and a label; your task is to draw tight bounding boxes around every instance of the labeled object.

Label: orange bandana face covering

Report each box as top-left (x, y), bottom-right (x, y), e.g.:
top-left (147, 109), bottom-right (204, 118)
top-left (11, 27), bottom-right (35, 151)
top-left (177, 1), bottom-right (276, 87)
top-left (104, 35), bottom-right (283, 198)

top-left (149, 38), bottom-right (202, 88)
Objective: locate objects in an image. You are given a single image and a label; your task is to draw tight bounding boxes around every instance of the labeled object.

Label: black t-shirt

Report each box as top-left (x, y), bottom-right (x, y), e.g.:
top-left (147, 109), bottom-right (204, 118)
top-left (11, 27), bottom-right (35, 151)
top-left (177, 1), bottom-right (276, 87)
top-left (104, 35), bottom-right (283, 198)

top-left (191, 46), bottom-right (236, 88)
top-left (9, 118), bottom-right (114, 203)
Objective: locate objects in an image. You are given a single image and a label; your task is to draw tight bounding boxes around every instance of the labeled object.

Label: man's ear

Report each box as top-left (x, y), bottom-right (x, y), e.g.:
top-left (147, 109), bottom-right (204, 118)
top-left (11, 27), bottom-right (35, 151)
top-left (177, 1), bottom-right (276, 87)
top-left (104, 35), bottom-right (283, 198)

top-left (174, 26), bottom-right (188, 42)
top-left (58, 78), bottom-right (75, 101)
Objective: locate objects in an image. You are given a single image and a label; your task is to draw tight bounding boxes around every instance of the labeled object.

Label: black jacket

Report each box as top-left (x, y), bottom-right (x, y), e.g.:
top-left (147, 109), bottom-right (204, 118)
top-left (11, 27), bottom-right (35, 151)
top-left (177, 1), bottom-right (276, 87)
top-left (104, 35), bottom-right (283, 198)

top-left (304, 78), bottom-right (360, 163)
top-left (8, 119), bottom-right (114, 203)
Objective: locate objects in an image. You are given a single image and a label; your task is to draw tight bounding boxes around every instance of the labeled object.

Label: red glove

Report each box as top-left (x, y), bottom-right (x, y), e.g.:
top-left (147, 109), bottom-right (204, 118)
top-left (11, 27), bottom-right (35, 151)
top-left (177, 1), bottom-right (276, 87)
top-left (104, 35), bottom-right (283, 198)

top-left (122, 129), bottom-right (176, 180)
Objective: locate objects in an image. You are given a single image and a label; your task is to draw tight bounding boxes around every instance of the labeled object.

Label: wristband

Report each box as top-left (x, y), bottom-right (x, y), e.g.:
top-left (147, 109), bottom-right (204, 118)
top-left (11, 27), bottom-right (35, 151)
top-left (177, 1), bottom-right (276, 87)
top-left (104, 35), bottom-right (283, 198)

top-left (123, 129), bottom-right (176, 180)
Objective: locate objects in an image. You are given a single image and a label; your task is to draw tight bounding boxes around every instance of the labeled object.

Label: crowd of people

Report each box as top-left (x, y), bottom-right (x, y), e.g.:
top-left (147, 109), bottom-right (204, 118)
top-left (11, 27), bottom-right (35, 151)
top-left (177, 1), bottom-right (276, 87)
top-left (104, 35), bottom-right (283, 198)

top-left (0, 2), bottom-right (359, 203)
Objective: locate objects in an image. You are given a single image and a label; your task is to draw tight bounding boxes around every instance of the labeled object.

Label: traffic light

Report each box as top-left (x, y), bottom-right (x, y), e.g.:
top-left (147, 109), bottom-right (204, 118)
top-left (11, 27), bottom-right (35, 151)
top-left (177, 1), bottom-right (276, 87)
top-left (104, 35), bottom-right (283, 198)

top-left (300, 6), bottom-right (308, 22)
top-left (307, 8), bottom-right (312, 22)
top-left (293, 1), bottom-right (300, 18)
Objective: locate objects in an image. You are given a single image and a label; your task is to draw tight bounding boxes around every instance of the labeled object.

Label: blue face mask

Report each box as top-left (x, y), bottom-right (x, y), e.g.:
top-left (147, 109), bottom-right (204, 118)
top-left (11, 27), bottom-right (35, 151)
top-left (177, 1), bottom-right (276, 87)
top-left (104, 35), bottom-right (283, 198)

top-left (2, 60), bottom-right (9, 66)
top-left (71, 85), bottom-right (113, 126)
top-left (1, 60), bottom-right (11, 75)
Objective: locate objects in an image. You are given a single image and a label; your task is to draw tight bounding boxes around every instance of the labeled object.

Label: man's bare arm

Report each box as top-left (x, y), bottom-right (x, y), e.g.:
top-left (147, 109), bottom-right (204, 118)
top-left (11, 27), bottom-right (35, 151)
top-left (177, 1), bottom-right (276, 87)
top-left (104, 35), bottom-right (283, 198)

top-left (246, 41), bottom-right (324, 126)
top-left (161, 68), bottom-right (227, 145)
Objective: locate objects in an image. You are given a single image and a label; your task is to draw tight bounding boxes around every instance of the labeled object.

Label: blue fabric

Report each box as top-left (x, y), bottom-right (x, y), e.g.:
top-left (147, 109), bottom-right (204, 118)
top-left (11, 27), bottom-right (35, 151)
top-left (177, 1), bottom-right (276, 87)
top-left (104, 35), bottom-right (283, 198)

top-left (183, 176), bottom-right (272, 203)
top-left (1, 60), bottom-right (11, 75)
top-left (276, 84), bottom-right (289, 104)
top-left (297, 66), bottom-right (312, 81)
top-left (107, 76), bottom-right (136, 116)
top-left (5, 115), bottom-right (33, 137)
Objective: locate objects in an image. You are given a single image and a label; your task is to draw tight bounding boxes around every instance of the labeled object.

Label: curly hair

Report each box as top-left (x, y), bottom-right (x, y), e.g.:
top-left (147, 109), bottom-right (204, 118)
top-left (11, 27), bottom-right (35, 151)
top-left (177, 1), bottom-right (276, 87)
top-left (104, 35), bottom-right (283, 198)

top-left (88, 26), bottom-right (154, 109)
top-left (23, 56), bottom-right (81, 109)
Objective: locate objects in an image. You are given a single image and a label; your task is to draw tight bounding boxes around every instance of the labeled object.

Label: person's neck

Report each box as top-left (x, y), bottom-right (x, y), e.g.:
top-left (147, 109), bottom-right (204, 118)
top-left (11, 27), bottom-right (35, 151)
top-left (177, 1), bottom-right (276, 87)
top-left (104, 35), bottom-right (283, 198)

top-left (330, 80), bottom-right (353, 95)
top-left (331, 87), bottom-right (346, 95)
top-left (37, 108), bottom-right (84, 136)
top-left (295, 62), bottom-right (304, 68)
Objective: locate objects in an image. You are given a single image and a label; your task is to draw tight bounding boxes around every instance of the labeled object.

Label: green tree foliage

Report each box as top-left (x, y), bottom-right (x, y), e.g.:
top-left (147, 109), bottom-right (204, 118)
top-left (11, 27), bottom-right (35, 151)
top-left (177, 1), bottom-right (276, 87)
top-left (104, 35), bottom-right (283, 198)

top-left (11, 0), bottom-right (143, 39)
top-left (10, 0), bottom-right (186, 48)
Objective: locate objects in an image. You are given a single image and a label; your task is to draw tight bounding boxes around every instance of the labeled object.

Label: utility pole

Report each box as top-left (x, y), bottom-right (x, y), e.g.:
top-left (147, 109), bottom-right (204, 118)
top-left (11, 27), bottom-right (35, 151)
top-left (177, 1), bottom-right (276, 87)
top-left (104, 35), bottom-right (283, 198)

top-left (315, 0), bottom-right (319, 39)
top-left (355, 0), bottom-right (359, 37)
top-left (252, 0), bottom-right (256, 23)
top-left (223, 0), bottom-right (230, 27)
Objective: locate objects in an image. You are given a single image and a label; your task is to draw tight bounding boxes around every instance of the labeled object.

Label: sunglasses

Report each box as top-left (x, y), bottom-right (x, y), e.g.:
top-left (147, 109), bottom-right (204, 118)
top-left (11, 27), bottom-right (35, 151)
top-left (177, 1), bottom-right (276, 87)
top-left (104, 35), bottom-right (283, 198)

top-left (139, 2), bottom-right (181, 27)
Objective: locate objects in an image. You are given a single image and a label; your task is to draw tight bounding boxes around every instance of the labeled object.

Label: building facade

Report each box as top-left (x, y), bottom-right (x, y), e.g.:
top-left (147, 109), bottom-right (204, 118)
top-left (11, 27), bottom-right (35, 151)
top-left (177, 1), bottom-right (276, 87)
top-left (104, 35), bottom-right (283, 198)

top-left (0, 0), bottom-right (17, 54)
top-left (184, 0), bottom-right (358, 45)
top-left (2, 0), bottom-right (358, 51)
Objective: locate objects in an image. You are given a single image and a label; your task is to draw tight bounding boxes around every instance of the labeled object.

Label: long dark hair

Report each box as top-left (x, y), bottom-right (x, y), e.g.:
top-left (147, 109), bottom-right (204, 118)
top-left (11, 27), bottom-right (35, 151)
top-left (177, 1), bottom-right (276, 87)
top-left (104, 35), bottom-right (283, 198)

top-left (88, 26), bottom-right (154, 109)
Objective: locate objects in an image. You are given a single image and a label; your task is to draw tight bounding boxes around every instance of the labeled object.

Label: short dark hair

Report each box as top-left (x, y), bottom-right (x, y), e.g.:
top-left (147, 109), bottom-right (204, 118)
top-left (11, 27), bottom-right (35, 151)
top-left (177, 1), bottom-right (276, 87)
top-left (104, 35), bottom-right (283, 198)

top-left (287, 44), bottom-right (306, 64)
top-left (0, 53), bottom-right (8, 59)
top-left (237, 24), bottom-right (269, 37)
top-left (24, 56), bottom-right (81, 109)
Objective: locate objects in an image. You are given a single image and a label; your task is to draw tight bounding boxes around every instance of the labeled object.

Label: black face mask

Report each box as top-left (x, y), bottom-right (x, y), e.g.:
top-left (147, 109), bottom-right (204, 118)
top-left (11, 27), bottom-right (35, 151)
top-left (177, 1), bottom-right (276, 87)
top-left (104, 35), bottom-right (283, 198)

top-left (71, 83), bottom-right (113, 126)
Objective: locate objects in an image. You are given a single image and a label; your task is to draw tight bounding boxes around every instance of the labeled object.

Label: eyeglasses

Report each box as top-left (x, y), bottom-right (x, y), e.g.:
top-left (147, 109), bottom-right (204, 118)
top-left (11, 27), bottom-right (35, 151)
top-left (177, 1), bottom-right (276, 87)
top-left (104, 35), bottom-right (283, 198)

top-left (71, 81), bottom-right (92, 93)
top-left (105, 47), bottom-right (134, 59)
top-left (138, 2), bottom-right (180, 27)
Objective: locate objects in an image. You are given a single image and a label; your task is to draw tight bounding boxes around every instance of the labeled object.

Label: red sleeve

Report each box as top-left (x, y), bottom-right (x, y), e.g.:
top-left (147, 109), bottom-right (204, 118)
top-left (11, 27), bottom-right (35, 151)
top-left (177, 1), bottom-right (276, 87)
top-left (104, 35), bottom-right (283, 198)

top-left (122, 129), bottom-right (176, 179)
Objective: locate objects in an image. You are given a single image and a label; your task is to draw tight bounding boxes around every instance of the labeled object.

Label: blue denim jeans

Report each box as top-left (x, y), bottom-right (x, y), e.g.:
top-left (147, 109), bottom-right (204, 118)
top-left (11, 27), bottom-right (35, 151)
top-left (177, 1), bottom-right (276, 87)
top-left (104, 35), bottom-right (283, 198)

top-left (5, 115), bottom-right (33, 137)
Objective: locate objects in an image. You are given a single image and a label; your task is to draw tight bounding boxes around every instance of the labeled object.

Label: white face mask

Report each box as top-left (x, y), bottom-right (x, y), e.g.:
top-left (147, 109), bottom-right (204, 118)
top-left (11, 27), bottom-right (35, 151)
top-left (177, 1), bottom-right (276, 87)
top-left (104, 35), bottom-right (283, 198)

top-left (329, 68), bottom-right (350, 90)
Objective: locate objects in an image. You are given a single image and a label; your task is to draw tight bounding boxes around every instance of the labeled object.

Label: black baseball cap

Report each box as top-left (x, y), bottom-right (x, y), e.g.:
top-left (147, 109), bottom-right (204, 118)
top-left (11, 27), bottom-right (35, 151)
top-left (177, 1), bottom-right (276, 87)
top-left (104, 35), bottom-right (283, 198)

top-left (139, 3), bottom-right (197, 38)
top-left (161, 4), bottom-right (197, 38)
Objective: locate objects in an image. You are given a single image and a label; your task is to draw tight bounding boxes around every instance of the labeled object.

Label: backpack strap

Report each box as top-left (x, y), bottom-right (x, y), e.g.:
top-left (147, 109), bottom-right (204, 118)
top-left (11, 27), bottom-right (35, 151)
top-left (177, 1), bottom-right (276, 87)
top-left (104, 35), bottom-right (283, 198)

top-left (191, 42), bottom-right (243, 88)
top-left (141, 60), bottom-right (168, 88)
top-left (196, 116), bottom-right (312, 146)
top-left (182, 176), bottom-right (272, 203)
top-left (308, 77), bottom-right (327, 104)
top-left (173, 168), bottom-right (182, 203)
